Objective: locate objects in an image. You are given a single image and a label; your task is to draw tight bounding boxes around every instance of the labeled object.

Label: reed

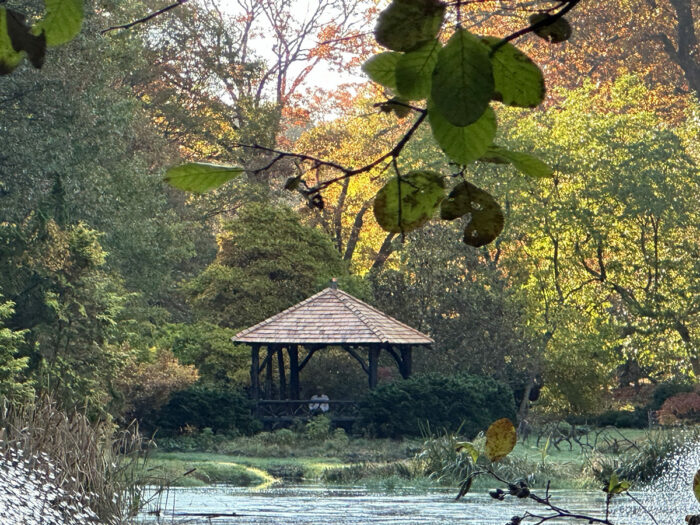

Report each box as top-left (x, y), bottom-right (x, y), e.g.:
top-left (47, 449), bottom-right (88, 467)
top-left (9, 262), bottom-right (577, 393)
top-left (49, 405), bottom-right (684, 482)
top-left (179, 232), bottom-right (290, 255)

top-left (0, 395), bottom-right (158, 524)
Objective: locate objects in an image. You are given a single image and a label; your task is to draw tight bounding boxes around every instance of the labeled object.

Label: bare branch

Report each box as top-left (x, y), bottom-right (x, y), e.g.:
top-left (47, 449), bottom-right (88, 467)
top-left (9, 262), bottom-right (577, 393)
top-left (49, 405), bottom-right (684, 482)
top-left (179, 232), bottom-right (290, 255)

top-left (101, 0), bottom-right (190, 34)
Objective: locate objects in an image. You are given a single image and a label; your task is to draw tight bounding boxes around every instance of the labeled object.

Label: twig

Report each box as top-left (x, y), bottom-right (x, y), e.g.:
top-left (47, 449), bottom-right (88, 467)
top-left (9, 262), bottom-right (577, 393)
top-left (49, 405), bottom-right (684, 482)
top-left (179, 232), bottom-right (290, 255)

top-left (491, 0), bottom-right (583, 52)
top-left (101, 0), bottom-right (190, 34)
top-left (237, 108), bottom-right (428, 194)
top-left (626, 492), bottom-right (659, 525)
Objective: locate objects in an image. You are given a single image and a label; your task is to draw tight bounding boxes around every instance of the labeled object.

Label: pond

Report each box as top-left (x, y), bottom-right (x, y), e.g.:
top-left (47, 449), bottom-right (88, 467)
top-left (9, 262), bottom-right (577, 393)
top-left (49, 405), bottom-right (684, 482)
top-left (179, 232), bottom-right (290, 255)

top-left (139, 485), bottom-right (668, 525)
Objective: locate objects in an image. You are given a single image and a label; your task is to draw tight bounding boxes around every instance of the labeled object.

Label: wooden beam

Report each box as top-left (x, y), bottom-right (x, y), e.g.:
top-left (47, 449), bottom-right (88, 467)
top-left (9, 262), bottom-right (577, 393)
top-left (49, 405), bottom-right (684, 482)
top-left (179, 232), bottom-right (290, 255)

top-left (368, 345), bottom-right (380, 389)
top-left (345, 346), bottom-right (369, 375)
top-left (400, 347), bottom-right (412, 379)
top-left (288, 345), bottom-right (300, 400)
top-left (277, 347), bottom-right (287, 399)
top-left (385, 346), bottom-right (402, 370)
top-left (258, 352), bottom-right (274, 374)
top-left (250, 344), bottom-right (260, 403)
top-left (265, 347), bottom-right (273, 399)
top-left (298, 347), bottom-right (319, 372)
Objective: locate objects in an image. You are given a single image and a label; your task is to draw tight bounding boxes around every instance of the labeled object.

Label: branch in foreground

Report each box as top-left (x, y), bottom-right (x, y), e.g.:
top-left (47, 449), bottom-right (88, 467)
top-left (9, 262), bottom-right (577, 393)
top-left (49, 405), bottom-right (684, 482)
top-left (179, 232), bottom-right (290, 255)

top-left (491, 0), bottom-right (582, 51)
top-left (101, 0), bottom-right (190, 34)
top-left (237, 108), bottom-right (428, 194)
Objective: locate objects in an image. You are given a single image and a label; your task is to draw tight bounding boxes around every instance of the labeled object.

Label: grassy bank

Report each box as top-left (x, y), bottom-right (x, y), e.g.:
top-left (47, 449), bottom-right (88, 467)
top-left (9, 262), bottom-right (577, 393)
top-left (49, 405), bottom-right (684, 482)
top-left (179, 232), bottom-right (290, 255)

top-left (143, 426), bottom-right (676, 491)
top-left (145, 452), bottom-right (347, 486)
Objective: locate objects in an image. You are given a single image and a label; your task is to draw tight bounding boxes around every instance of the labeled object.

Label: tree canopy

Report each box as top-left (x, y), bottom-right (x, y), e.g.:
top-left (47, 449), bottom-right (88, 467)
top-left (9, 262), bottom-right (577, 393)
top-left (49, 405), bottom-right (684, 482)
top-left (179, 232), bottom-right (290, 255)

top-left (0, 0), bottom-right (697, 424)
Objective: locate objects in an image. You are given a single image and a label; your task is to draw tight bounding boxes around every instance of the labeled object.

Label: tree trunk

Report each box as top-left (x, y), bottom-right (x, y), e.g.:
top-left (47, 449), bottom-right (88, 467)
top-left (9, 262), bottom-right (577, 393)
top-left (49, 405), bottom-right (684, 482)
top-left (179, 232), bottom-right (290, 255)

top-left (668, 0), bottom-right (700, 97)
top-left (516, 376), bottom-right (535, 425)
top-left (343, 201), bottom-right (371, 262)
top-left (370, 232), bottom-right (397, 271)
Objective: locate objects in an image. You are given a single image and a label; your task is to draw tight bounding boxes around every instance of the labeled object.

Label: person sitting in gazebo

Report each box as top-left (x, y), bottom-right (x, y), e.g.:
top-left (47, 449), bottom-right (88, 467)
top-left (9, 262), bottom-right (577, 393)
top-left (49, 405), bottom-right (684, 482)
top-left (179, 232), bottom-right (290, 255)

top-left (309, 390), bottom-right (329, 414)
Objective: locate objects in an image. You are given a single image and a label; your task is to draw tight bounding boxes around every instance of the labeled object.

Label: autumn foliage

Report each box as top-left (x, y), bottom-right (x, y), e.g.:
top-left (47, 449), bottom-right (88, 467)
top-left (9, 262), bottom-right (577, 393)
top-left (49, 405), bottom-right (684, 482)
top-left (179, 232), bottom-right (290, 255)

top-left (657, 390), bottom-right (700, 425)
top-left (115, 349), bottom-right (199, 423)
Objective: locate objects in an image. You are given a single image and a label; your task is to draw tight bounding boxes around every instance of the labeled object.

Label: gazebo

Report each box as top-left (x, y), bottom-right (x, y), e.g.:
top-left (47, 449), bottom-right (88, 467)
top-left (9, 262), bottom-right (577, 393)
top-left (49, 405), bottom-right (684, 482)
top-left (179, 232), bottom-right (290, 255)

top-left (233, 281), bottom-right (433, 423)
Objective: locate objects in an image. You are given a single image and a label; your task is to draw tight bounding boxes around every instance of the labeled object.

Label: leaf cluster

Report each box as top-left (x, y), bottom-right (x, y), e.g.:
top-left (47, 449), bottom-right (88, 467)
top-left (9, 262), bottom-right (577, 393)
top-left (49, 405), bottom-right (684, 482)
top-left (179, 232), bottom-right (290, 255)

top-left (162, 0), bottom-right (572, 248)
top-left (361, 0), bottom-right (555, 246)
top-left (0, 0), bottom-right (82, 75)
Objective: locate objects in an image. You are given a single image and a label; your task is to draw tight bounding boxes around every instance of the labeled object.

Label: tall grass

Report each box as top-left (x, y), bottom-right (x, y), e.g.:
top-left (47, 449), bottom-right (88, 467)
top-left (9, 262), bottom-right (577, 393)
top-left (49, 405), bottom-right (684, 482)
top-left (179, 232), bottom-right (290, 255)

top-left (417, 428), bottom-right (594, 489)
top-left (0, 396), bottom-right (157, 524)
top-left (321, 460), bottom-right (420, 484)
top-left (585, 426), bottom-right (700, 485)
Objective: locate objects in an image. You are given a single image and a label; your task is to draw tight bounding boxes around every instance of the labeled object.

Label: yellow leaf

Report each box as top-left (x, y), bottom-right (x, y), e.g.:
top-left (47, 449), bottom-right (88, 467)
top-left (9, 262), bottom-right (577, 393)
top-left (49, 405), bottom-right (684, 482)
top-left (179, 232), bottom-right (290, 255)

top-left (456, 441), bottom-right (479, 463)
top-left (484, 418), bottom-right (516, 462)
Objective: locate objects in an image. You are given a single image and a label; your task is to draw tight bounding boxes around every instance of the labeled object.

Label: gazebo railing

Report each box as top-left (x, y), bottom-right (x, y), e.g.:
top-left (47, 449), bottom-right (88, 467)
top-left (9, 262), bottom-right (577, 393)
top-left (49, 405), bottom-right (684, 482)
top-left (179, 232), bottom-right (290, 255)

top-left (255, 400), bottom-right (359, 423)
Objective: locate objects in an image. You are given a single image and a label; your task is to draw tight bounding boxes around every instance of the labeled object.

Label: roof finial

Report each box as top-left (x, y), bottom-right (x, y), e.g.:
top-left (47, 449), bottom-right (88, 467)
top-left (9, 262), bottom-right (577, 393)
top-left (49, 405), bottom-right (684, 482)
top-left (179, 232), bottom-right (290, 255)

top-left (330, 277), bottom-right (338, 289)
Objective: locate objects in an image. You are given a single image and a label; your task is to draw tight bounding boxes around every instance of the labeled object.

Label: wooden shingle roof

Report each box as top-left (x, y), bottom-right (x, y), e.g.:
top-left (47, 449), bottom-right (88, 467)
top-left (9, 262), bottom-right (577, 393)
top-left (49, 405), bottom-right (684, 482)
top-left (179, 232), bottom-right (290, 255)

top-left (234, 287), bottom-right (433, 345)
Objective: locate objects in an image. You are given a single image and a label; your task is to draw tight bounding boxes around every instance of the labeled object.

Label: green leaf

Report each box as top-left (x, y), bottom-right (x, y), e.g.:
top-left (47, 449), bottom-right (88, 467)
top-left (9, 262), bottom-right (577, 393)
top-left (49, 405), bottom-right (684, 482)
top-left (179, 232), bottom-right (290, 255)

top-left (362, 52), bottom-right (401, 91)
top-left (6, 10), bottom-right (45, 68)
top-left (541, 436), bottom-right (550, 462)
top-left (431, 29), bottom-right (494, 127)
top-left (484, 418), bottom-right (516, 462)
top-left (456, 441), bottom-right (479, 463)
top-left (605, 473), bottom-right (631, 494)
top-left (373, 170), bottom-right (445, 233)
top-left (164, 163), bottom-right (244, 193)
top-left (375, 0), bottom-right (445, 52)
top-left (37, 0), bottom-right (83, 47)
top-left (428, 102), bottom-right (496, 165)
top-left (482, 36), bottom-right (544, 108)
top-left (529, 14), bottom-right (572, 43)
top-left (0, 9), bottom-right (24, 75)
top-left (395, 39), bottom-right (441, 99)
top-left (693, 469), bottom-right (700, 503)
top-left (480, 146), bottom-right (553, 177)
top-left (440, 181), bottom-right (504, 247)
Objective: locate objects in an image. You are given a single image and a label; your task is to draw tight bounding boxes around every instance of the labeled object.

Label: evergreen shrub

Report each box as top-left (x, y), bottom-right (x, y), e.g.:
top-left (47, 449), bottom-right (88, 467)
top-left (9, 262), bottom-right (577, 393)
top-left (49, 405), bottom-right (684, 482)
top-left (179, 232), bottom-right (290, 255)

top-left (593, 408), bottom-right (649, 428)
top-left (356, 373), bottom-right (515, 438)
top-left (650, 381), bottom-right (694, 411)
top-left (152, 386), bottom-right (261, 436)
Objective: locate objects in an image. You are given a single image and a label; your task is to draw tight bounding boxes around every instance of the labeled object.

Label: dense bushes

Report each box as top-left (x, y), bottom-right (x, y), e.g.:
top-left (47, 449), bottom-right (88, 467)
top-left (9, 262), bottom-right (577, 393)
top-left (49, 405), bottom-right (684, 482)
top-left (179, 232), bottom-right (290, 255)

top-left (587, 408), bottom-right (649, 428)
top-left (152, 386), bottom-right (261, 436)
top-left (564, 381), bottom-right (696, 429)
top-left (356, 373), bottom-right (515, 438)
top-left (650, 381), bottom-right (694, 411)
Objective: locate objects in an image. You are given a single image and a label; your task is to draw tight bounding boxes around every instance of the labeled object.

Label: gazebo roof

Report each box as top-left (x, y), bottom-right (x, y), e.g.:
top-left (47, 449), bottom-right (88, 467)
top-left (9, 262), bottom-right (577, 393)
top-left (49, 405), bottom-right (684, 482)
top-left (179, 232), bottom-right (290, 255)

top-left (234, 287), bottom-right (433, 345)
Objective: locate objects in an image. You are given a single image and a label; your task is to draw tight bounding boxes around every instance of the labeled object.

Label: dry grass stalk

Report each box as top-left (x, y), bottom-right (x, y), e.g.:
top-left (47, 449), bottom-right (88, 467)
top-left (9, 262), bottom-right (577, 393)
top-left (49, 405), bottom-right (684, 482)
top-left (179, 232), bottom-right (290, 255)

top-left (0, 395), bottom-right (157, 524)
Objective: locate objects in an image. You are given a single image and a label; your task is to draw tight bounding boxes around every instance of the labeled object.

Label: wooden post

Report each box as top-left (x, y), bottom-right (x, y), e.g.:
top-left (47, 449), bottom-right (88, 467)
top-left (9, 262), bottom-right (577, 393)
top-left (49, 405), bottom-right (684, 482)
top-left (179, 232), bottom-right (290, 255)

top-left (265, 347), bottom-right (274, 399)
top-left (288, 345), bottom-right (300, 400)
top-left (368, 345), bottom-right (380, 389)
top-left (400, 347), bottom-right (412, 379)
top-left (250, 344), bottom-right (260, 417)
top-left (278, 347), bottom-right (287, 400)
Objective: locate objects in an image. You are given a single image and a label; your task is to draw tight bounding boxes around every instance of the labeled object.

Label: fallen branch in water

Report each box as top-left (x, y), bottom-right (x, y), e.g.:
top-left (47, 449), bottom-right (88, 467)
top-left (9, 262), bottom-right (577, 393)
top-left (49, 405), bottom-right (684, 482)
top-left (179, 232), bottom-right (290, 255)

top-left (169, 512), bottom-right (244, 518)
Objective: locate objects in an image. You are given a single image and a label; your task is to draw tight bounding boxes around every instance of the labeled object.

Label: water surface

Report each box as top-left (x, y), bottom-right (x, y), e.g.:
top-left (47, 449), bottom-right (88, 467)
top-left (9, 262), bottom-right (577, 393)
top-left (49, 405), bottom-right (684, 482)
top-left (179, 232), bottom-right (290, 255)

top-left (140, 485), bottom-right (654, 524)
